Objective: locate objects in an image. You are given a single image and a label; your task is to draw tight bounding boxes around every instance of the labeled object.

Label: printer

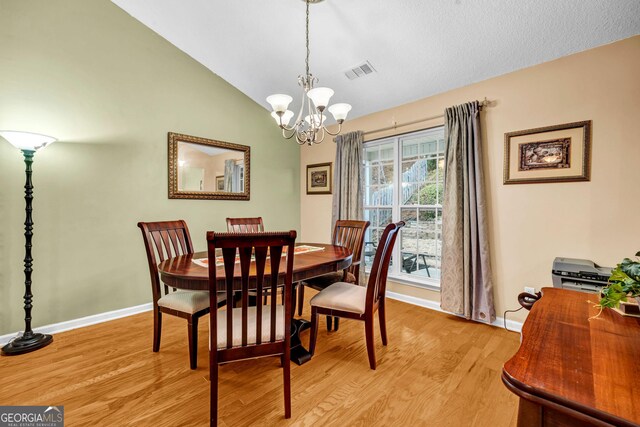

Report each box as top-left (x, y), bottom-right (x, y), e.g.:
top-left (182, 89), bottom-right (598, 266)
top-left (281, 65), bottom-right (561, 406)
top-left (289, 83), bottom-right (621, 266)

top-left (552, 257), bottom-right (612, 293)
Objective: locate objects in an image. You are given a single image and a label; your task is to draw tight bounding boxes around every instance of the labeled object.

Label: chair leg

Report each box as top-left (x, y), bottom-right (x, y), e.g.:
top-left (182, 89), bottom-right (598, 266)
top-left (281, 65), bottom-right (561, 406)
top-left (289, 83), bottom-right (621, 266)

top-left (188, 316), bottom-right (198, 370)
top-left (297, 285), bottom-right (305, 316)
top-left (283, 350), bottom-right (291, 418)
top-left (379, 301), bottom-right (388, 346)
top-left (365, 315), bottom-right (376, 370)
top-left (210, 354), bottom-right (218, 427)
top-left (333, 317), bottom-right (340, 331)
top-left (309, 307), bottom-right (319, 356)
top-left (326, 315), bottom-right (333, 331)
top-left (153, 309), bottom-right (162, 352)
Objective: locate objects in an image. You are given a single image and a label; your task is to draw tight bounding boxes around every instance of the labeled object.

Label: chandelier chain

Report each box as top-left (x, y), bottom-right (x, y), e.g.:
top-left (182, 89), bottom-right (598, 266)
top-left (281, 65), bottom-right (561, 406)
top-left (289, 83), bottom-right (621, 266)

top-left (305, 0), bottom-right (310, 79)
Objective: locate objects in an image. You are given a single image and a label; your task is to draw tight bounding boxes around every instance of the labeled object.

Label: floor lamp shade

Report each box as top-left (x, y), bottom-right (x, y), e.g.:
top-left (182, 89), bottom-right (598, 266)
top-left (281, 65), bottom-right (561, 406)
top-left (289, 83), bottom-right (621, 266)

top-left (1, 130), bottom-right (56, 356)
top-left (0, 131), bottom-right (56, 151)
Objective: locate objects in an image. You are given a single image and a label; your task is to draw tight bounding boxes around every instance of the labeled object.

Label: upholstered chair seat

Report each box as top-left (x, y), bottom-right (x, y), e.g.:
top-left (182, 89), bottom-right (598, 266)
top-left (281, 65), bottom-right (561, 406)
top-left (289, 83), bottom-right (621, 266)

top-left (303, 271), bottom-right (356, 289)
top-left (158, 291), bottom-right (225, 315)
top-left (309, 282), bottom-right (366, 315)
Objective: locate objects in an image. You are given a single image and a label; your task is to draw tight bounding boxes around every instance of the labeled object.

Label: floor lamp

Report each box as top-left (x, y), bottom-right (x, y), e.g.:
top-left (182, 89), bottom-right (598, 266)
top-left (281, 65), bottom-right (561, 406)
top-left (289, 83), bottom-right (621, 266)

top-left (1, 131), bottom-right (57, 356)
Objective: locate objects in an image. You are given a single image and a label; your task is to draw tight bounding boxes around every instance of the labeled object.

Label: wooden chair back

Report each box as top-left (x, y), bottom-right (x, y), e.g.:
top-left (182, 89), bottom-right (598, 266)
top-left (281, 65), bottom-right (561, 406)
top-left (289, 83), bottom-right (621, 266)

top-left (138, 220), bottom-right (194, 303)
top-left (226, 217), bottom-right (264, 233)
top-left (365, 221), bottom-right (405, 313)
top-left (206, 231), bottom-right (296, 360)
top-left (332, 220), bottom-right (370, 282)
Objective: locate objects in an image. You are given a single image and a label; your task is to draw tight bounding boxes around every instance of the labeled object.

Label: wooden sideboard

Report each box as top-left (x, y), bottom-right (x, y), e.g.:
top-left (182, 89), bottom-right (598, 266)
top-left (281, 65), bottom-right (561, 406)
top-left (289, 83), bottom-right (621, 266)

top-left (502, 287), bottom-right (640, 427)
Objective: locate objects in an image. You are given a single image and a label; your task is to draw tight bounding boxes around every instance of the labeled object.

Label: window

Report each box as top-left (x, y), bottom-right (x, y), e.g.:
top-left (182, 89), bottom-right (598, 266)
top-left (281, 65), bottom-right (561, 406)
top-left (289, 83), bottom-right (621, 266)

top-left (363, 127), bottom-right (445, 288)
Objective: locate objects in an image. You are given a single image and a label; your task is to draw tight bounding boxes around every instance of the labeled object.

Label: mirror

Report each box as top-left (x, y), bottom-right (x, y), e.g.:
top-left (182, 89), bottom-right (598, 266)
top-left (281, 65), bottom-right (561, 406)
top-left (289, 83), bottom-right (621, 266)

top-left (168, 132), bottom-right (250, 200)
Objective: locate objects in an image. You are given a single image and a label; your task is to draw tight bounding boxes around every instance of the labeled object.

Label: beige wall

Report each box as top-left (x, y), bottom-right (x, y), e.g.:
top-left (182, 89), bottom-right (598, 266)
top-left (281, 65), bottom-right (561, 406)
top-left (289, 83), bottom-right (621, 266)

top-left (300, 36), bottom-right (640, 322)
top-left (0, 0), bottom-right (300, 335)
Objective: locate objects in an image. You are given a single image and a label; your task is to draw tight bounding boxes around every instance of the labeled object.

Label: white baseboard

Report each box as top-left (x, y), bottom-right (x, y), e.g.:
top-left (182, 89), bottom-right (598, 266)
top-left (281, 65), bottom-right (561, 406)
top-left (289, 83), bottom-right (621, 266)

top-left (0, 291), bottom-right (523, 346)
top-left (0, 303), bottom-right (153, 346)
top-left (386, 291), bottom-right (523, 333)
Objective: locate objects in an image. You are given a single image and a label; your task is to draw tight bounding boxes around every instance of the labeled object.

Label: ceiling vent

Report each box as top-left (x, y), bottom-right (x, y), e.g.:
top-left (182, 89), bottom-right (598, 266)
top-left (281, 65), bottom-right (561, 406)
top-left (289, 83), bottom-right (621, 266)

top-left (344, 61), bottom-right (376, 80)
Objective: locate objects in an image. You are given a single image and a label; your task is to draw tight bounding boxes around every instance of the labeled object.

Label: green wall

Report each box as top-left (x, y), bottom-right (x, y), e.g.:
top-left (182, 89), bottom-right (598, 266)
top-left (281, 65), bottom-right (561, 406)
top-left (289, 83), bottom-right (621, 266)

top-left (0, 0), bottom-right (300, 335)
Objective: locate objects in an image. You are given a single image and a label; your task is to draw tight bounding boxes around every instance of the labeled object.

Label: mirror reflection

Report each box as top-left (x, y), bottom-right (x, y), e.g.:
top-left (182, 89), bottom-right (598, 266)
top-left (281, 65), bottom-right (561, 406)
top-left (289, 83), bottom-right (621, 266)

top-left (168, 133), bottom-right (250, 200)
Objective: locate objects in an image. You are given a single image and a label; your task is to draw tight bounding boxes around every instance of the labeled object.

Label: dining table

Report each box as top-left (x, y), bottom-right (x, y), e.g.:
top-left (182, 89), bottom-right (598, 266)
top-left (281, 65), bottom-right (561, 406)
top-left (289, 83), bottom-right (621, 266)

top-left (157, 243), bottom-right (353, 365)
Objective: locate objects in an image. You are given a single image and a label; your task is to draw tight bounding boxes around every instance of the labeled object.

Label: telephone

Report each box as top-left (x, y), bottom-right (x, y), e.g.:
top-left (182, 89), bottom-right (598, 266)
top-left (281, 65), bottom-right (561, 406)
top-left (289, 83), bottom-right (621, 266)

top-left (518, 291), bottom-right (542, 311)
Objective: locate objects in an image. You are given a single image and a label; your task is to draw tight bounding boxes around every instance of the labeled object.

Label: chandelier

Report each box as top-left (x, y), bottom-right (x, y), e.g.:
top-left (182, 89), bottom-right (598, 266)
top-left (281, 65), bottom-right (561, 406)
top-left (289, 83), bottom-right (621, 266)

top-left (266, 0), bottom-right (352, 146)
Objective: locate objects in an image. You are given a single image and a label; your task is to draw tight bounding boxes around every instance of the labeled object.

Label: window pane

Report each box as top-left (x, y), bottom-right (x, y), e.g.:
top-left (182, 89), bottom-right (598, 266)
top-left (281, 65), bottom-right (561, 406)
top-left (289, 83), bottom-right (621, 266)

top-left (418, 181), bottom-right (442, 205)
top-left (381, 162), bottom-right (394, 185)
top-left (379, 143), bottom-right (394, 161)
top-left (370, 165), bottom-right (380, 185)
top-left (379, 208), bottom-right (392, 226)
top-left (364, 208), bottom-right (377, 227)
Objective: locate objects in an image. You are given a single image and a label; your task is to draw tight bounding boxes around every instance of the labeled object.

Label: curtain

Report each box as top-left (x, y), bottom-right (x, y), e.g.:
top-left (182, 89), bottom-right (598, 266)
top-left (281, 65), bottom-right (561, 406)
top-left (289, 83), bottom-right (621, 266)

top-left (440, 101), bottom-right (495, 324)
top-left (223, 159), bottom-right (234, 192)
top-left (332, 130), bottom-right (365, 284)
top-left (331, 130), bottom-right (364, 225)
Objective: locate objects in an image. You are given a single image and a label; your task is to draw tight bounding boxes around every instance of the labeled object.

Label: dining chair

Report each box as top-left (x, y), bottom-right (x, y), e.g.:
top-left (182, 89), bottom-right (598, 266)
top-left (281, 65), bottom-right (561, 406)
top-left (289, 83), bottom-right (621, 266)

top-left (137, 220), bottom-right (225, 369)
top-left (207, 230), bottom-right (296, 426)
top-left (226, 217), bottom-right (264, 233)
top-left (297, 220), bottom-right (370, 332)
top-left (226, 217), bottom-right (285, 304)
top-left (308, 221), bottom-right (405, 370)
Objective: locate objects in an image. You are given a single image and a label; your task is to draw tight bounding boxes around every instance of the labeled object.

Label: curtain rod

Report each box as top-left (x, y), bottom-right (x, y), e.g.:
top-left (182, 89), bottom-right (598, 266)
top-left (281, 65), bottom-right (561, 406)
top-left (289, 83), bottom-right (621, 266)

top-left (362, 97), bottom-right (490, 136)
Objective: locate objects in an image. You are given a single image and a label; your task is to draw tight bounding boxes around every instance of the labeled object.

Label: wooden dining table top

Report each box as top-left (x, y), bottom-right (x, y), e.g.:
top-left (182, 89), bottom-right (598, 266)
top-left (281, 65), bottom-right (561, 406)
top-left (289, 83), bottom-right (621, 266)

top-left (502, 287), bottom-right (640, 426)
top-left (157, 243), bottom-right (353, 291)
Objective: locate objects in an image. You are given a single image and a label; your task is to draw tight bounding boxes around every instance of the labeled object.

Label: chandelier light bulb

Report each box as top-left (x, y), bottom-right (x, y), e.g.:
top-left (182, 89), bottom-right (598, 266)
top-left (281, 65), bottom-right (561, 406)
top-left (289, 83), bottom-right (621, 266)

top-left (327, 103), bottom-right (352, 123)
top-left (266, 94), bottom-right (293, 113)
top-left (0, 131), bottom-right (57, 151)
top-left (271, 110), bottom-right (294, 127)
top-left (307, 87), bottom-right (334, 111)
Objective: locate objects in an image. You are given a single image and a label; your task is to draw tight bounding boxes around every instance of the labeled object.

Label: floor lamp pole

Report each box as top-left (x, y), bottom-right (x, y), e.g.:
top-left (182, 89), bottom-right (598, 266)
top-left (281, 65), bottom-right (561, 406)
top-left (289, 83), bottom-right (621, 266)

top-left (2, 148), bottom-right (53, 355)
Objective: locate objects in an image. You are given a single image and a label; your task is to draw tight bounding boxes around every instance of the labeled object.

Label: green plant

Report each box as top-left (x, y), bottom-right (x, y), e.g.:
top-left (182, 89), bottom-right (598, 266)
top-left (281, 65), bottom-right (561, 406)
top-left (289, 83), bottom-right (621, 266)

top-left (598, 251), bottom-right (640, 310)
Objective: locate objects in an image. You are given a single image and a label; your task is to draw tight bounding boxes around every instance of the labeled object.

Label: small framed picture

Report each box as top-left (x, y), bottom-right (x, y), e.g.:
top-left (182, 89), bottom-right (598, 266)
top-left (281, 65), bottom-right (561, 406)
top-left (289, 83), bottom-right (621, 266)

top-left (306, 162), bottom-right (332, 195)
top-left (504, 121), bottom-right (591, 184)
top-left (215, 175), bottom-right (225, 192)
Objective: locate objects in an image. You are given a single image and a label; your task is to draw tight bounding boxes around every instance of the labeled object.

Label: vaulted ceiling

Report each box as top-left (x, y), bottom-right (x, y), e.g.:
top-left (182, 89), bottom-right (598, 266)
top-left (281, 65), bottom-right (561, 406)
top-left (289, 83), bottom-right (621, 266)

top-left (112, 0), bottom-right (640, 121)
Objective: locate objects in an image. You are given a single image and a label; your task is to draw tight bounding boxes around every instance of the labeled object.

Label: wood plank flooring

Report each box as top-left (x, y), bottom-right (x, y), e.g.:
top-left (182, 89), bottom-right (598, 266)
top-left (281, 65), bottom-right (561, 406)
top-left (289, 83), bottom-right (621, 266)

top-left (0, 295), bottom-right (521, 426)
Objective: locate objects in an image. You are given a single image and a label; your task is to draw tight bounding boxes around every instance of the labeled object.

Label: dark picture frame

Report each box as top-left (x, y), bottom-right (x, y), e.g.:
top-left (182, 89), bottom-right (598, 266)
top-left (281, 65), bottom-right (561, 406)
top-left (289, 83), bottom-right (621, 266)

top-left (503, 121), bottom-right (591, 184)
top-left (306, 162), bottom-right (332, 195)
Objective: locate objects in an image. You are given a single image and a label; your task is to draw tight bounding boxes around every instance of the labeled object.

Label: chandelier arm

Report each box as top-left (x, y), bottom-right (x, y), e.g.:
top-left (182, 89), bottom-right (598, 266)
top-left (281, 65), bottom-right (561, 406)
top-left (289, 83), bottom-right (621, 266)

top-left (323, 122), bottom-right (343, 136)
top-left (281, 127), bottom-right (298, 140)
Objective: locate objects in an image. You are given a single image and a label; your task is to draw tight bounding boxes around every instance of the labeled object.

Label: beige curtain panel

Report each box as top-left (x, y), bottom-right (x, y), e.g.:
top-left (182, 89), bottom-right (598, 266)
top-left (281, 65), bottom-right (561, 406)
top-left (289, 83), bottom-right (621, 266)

top-left (331, 130), bottom-right (364, 225)
top-left (332, 130), bottom-right (365, 283)
top-left (440, 101), bottom-right (495, 323)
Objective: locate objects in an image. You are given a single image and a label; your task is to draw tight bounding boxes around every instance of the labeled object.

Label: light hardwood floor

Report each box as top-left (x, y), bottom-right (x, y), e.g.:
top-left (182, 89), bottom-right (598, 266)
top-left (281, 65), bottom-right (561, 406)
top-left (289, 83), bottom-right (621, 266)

top-left (0, 295), bottom-right (521, 426)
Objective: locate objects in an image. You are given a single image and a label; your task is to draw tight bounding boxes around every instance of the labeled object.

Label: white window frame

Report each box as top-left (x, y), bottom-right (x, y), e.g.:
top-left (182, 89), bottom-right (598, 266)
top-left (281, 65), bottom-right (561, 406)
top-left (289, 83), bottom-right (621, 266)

top-left (363, 126), bottom-right (445, 291)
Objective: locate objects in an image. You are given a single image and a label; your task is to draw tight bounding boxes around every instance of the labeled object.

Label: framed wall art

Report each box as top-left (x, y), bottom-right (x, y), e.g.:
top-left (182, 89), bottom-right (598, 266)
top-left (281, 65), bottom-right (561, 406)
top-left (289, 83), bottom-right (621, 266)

top-left (306, 162), bottom-right (332, 195)
top-left (503, 121), bottom-right (591, 184)
top-left (215, 175), bottom-right (224, 191)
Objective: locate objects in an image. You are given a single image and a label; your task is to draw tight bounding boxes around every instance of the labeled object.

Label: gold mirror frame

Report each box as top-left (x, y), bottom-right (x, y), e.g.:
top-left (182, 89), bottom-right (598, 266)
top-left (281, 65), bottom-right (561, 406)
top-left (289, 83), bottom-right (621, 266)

top-left (168, 132), bottom-right (250, 200)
